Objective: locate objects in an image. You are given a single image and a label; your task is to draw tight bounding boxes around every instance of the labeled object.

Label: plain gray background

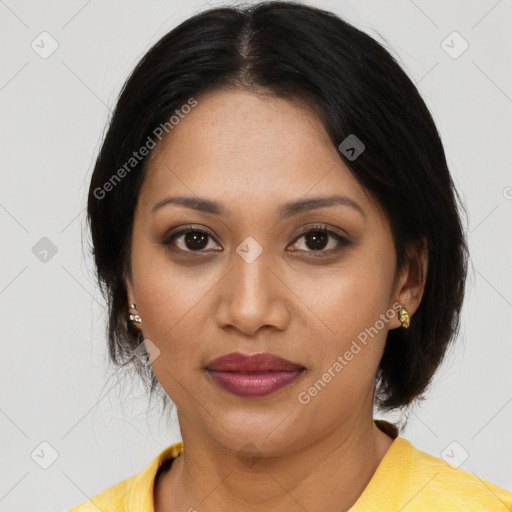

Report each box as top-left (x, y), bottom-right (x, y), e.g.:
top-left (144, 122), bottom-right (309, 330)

top-left (1, 0), bottom-right (511, 510)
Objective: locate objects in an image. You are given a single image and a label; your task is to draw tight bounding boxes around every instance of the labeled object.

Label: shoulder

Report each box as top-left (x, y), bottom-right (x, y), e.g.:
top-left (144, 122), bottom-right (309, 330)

top-left (65, 441), bottom-right (184, 512)
top-left (65, 475), bottom-right (135, 511)
top-left (404, 437), bottom-right (512, 511)
top-left (351, 434), bottom-right (512, 511)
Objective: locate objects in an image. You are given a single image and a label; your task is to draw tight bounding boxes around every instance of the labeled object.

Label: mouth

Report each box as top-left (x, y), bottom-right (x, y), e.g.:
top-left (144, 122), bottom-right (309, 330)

top-left (206, 351), bottom-right (304, 372)
top-left (205, 352), bottom-right (306, 397)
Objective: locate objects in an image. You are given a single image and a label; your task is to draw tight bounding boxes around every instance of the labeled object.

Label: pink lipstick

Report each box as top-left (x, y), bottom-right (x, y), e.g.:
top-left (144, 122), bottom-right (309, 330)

top-left (205, 352), bottom-right (305, 397)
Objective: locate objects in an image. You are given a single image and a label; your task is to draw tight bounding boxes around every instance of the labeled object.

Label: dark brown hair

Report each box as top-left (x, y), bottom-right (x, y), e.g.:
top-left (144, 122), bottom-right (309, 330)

top-left (87, 1), bottom-right (469, 417)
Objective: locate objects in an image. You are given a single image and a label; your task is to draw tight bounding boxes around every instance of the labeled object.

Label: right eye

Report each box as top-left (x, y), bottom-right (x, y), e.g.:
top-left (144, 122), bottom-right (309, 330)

top-left (161, 226), bottom-right (222, 253)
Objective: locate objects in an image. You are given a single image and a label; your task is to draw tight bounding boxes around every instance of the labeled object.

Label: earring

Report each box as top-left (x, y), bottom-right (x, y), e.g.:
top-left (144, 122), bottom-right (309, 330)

top-left (398, 305), bottom-right (410, 329)
top-left (129, 303), bottom-right (142, 324)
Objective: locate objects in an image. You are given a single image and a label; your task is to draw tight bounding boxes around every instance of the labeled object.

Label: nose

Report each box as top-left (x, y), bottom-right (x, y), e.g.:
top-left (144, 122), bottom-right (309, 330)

top-left (215, 243), bottom-right (291, 337)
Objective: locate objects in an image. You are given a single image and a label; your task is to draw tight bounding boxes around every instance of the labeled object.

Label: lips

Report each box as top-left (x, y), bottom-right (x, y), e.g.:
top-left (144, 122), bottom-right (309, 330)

top-left (205, 352), bottom-right (305, 397)
top-left (206, 352), bottom-right (304, 372)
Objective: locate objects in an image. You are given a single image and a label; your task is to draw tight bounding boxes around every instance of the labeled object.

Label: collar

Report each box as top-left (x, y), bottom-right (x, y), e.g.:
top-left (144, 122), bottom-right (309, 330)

top-left (127, 440), bottom-right (184, 511)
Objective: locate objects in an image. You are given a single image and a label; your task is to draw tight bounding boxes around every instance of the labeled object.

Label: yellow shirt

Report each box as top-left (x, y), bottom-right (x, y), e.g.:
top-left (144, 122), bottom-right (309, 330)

top-left (66, 421), bottom-right (512, 511)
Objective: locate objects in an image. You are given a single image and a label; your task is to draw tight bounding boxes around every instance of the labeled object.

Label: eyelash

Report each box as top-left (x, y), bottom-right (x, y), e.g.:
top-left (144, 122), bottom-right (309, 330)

top-left (161, 223), bottom-right (350, 257)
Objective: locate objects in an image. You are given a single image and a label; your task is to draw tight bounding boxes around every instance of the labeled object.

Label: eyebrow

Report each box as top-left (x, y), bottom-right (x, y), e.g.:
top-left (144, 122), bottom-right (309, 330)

top-left (151, 194), bottom-right (366, 219)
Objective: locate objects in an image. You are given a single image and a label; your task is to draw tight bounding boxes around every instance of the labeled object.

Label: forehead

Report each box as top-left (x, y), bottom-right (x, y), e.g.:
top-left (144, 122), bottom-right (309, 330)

top-left (139, 89), bottom-right (378, 219)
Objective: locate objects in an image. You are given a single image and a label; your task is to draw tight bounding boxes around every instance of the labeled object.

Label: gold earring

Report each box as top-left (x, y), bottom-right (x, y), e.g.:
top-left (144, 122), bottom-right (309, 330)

top-left (398, 305), bottom-right (410, 329)
top-left (129, 303), bottom-right (142, 324)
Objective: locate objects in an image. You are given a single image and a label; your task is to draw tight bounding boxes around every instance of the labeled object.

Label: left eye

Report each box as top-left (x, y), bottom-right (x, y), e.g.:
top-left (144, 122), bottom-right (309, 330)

top-left (289, 226), bottom-right (348, 254)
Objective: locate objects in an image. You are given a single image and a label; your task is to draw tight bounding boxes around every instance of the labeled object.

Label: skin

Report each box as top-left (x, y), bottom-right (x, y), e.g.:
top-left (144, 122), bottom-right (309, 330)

top-left (125, 88), bottom-right (428, 512)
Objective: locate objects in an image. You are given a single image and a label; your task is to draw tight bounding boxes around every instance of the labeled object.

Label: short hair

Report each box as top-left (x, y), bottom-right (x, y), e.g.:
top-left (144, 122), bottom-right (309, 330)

top-left (87, 1), bottom-right (468, 415)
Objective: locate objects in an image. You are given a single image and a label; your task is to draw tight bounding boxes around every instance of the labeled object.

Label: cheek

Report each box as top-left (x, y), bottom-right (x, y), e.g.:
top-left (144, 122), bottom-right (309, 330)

top-left (297, 249), bottom-right (394, 391)
top-left (297, 287), bottom-right (391, 424)
top-left (131, 243), bottom-right (225, 376)
top-left (293, 253), bottom-right (393, 350)
top-left (134, 238), bottom-right (207, 326)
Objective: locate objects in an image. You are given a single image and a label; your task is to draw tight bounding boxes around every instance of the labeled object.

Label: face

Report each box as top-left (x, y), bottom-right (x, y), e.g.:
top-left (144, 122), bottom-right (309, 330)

top-left (125, 88), bottom-right (411, 456)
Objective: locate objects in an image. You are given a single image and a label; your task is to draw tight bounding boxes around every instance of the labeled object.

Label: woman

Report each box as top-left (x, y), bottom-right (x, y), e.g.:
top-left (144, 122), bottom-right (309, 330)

top-left (67, 1), bottom-right (512, 511)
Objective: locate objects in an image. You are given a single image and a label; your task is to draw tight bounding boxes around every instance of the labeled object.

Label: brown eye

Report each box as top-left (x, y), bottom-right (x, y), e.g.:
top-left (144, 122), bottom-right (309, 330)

top-left (182, 231), bottom-right (210, 250)
top-left (162, 226), bottom-right (221, 253)
top-left (303, 230), bottom-right (330, 251)
top-left (289, 225), bottom-right (350, 255)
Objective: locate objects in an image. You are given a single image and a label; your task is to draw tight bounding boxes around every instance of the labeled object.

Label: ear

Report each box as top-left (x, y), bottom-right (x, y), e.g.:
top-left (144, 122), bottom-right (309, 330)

top-left (389, 237), bottom-right (428, 330)
top-left (125, 270), bottom-right (143, 332)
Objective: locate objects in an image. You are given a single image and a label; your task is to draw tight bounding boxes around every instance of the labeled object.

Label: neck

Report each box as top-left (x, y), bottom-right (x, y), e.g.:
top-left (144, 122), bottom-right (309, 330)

top-left (154, 415), bottom-right (395, 512)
